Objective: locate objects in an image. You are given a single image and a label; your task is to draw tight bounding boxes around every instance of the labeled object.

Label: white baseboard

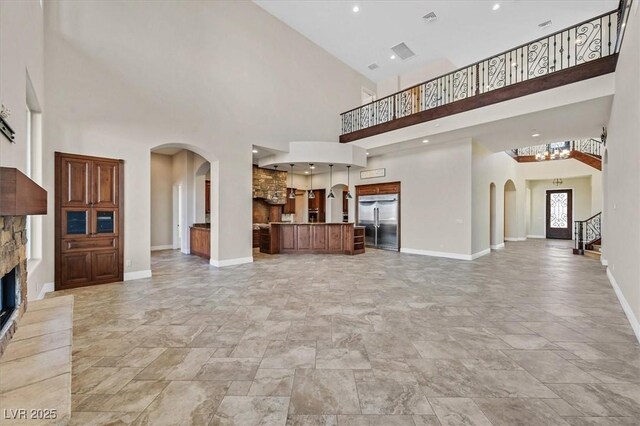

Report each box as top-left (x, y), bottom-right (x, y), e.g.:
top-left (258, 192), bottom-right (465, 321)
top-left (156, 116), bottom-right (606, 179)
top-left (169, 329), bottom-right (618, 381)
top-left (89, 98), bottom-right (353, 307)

top-left (527, 235), bottom-right (546, 239)
top-left (471, 248), bottom-right (491, 260)
top-left (124, 270), bottom-right (152, 281)
top-left (37, 282), bottom-right (54, 300)
top-left (210, 257), bottom-right (254, 268)
top-left (505, 237), bottom-right (527, 242)
top-left (151, 245), bottom-right (173, 251)
top-left (606, 268), bottom-right (640, 343)
top-left (401, 248), bottom-right (473, 261)
top-left (490, 243), bottom-right (505, 250)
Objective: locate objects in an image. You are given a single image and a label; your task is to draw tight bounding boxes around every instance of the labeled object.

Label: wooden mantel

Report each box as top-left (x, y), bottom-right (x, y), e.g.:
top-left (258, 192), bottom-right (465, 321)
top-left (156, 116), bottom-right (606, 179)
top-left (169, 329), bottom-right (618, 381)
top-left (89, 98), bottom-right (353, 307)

top-left (0, 167), bottom-right (47, 216)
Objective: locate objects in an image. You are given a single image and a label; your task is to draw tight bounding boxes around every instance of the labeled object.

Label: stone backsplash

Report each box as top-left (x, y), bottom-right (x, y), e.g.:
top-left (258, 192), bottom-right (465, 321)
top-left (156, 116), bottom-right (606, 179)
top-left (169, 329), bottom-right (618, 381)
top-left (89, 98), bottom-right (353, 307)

top-left (0, 215), bottom-right (28, 357)
top-left (252, 165), bottom-right (287, 205)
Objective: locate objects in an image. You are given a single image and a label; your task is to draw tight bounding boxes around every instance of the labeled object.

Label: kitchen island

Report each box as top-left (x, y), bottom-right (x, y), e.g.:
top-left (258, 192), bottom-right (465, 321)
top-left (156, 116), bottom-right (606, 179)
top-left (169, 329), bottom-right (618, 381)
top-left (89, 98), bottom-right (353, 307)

top-left (260, 223), bottom-right (364, 255)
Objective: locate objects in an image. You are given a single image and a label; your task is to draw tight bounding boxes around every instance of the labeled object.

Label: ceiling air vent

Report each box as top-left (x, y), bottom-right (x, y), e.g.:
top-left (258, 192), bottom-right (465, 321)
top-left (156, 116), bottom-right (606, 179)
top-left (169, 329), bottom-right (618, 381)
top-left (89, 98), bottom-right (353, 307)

top-left (391, 42), bottom-right (416, 60)
top-left (423, 12), bottom-right (438, 23)
top-left (538, 20), bottom-right (552, 29)
top-left (368, 63), bottom-right (379, 70)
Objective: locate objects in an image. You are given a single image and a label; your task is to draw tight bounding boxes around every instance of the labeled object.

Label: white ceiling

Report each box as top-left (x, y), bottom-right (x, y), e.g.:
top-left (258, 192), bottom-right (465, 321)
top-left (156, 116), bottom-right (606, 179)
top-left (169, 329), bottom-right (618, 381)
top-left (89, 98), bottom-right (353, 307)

top-left (254, 0), bottom-right (618, 82)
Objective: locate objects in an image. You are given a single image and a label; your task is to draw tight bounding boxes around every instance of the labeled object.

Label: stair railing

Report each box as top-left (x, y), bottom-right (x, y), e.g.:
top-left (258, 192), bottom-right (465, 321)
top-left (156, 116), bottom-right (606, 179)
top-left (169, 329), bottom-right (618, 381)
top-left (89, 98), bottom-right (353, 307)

top-left (574, 211), bottom-right (602, 254)
top-left (341, 9), bottom-right (619, 135)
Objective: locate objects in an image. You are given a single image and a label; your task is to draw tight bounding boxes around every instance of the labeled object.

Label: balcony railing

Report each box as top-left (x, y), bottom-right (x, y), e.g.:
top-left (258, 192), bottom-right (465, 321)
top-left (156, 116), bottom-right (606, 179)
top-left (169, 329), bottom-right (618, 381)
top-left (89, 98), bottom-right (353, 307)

top-left (513, 138), bottom-right (603, 159)
top-left (341, 9), bottom-right (619, 138)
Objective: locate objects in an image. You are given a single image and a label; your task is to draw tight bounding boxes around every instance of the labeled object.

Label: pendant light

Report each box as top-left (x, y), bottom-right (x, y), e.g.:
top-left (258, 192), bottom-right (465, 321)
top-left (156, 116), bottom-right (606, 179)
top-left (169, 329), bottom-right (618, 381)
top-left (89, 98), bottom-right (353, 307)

top-left (345, 165), bottom-right (353, 199)
top-left (308, 163), bottom-right (315, 199)
top-left (289, 164), bottom-right (296, 199)
top-left (327, 164), bottom-right (335, 199)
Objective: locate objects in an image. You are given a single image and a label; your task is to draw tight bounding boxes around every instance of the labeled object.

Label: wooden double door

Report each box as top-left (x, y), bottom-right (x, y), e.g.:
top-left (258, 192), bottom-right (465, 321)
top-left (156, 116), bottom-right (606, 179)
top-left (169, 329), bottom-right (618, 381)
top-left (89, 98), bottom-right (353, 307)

top-left (55, 152), bottom-right (124, 290)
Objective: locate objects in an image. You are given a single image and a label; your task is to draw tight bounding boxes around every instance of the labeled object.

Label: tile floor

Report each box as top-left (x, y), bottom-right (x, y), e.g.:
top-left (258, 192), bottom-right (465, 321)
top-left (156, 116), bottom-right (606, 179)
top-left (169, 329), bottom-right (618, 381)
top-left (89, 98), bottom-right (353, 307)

top-left (55, 240), bottom-right (640, 425)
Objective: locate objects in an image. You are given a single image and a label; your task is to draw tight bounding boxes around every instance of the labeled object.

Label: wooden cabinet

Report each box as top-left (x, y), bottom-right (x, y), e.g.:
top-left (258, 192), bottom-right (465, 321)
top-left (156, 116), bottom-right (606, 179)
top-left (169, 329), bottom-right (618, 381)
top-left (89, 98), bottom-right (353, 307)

top-left (205, 180), bottom-right (211, 214)
top-left (283, 189), bottom-right (296, 214)
top-left (190, 226), bottom-right (210, 259)
top-left (356, 181), bottom-right (401, 196)
top-left (55, 152), bottom-right (124, 290)
top-left (261, 223), bottom-right (364, 255)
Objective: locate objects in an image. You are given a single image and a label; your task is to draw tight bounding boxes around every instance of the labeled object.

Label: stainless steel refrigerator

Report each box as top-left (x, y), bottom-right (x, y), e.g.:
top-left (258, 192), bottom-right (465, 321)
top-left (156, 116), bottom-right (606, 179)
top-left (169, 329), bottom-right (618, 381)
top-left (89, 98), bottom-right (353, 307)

top-left (357, 194), bottom-right (399, 251)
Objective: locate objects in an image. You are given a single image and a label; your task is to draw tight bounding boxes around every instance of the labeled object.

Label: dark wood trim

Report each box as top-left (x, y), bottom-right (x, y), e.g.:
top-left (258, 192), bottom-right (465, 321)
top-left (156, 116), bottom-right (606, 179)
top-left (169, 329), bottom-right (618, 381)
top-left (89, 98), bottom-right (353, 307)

top-left (340, 55), bottom-right (618, 143)
top-left (0, 168), bottom-right (47, 216)
top-left (570, 151), bottom-right (602, 170)
top-left (514, 152), bottom-right (601, 170)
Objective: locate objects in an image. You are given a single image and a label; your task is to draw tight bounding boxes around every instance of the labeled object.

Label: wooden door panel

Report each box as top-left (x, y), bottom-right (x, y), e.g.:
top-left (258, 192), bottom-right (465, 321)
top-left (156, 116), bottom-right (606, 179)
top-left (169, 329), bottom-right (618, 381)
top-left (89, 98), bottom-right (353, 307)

top-left (327, 225), bottom-right (344, 251)
top-left (92, 251), bottom-right (119, 282)
top-left (92, 208), bottom-right (118, 237)
top-left (281, 225), bottom-right (295, 250)
top-left (62, 158), bottom-right (91, 206)
top-left (61, 253), bottom-right (92, 287)
top-left (93, 161), bottom-right (118, 207)
top-left (297, 225), bottom-right (311, 249)
top-left (311, 226), bottom-right (326, 250)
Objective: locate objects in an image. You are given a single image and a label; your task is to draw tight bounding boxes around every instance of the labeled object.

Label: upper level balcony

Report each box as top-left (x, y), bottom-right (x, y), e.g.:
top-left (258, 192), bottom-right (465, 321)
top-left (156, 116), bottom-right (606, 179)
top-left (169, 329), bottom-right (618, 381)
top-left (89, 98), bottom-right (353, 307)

top-left (340, 8), bottom-right (624, 143)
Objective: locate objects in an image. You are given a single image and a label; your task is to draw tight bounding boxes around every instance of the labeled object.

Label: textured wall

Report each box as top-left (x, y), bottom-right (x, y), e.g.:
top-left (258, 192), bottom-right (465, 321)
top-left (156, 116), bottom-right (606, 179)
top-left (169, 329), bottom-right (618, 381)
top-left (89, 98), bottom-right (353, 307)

top-left (252, 166), bottom-right (287, 205)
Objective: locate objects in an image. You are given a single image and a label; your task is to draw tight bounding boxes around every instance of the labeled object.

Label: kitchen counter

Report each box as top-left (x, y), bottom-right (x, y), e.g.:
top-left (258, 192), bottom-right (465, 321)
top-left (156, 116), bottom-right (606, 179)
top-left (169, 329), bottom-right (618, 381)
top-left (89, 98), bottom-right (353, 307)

top-left (260, 222), bottom-right (364, 255)
top-left (190, 225), bottom-right (210, 259)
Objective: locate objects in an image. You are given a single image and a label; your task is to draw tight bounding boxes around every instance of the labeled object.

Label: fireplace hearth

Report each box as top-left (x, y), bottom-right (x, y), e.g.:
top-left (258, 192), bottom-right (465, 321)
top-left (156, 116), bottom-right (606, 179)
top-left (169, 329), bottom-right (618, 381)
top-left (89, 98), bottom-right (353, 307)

top-left (0, 267), bottom-right (18, 330)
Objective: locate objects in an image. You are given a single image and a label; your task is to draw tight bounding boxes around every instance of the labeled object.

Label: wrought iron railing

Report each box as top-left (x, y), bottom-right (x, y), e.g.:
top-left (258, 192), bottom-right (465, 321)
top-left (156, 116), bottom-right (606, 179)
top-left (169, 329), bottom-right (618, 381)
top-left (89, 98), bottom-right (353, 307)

top-left (574, 212), bottom-right (602, 253)
top-left (513, 139), bottom-right (603, 158)
top-left (341, 10), bottom-right (619, 135)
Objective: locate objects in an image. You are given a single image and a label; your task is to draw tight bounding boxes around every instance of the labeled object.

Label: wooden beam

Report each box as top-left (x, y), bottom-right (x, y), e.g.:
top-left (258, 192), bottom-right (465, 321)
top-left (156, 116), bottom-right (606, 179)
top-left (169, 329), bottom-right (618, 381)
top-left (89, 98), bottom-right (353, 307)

top-left (0, 168), bottom-right (47, 216)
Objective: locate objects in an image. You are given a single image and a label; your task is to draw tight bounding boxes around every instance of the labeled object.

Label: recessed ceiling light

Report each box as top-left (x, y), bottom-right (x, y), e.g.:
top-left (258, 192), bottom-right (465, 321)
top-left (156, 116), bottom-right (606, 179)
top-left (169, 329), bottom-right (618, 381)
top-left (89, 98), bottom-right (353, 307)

top-left (492, 3), bottom-right (500, 11)
top-left (310, 165), bottom-right (315, 169)
top-left (252, 149), bottom-right (258, 153)
top-left (532, 133), bottom-right (541, 137)
top-left (390, 54), bottom-right (396, 60)
top-left (422, 139), bottom-right (429, 143)
top-left (366, 152), bottom-right (370, 156)
top-left (352, 5), bottom-right (360, 13)
top-left (304, 171), bottom-right (309, 174)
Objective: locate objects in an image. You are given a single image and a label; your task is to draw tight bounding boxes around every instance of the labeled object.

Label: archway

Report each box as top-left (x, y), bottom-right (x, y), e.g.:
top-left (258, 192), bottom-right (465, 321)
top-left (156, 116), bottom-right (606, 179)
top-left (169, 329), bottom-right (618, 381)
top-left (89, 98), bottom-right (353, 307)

top-left (504, 180), bottom-right (517, 241)
top-left (150, 143), bottom-right (218, 263)
top-left (329, 183), bottom-right (349, 223)
top-left (489, 183), bottom-right (500, 248)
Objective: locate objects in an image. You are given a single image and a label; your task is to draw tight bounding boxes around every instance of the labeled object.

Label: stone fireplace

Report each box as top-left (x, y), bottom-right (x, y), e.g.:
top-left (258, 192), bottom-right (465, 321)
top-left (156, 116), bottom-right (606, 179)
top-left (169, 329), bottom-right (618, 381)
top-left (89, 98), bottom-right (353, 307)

top-left (0, 215), bottom-right (28, 356)
top-left (0, 167), bottom-right (47, 357)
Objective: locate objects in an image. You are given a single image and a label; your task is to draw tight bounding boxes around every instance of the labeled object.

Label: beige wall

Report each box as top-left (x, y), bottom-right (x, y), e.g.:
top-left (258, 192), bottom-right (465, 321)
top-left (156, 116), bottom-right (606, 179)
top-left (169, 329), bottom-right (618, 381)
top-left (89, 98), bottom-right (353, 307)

top-left (603, 1), bottom-right (640, 338)
top-left (314, 140), bottom-right (474, 258)
top-left (41, 0), bottom-right (372, 274)
top-left (150, 153), bottom-right (173, 249)
top-left (0, 1), bottom-right (47, 300)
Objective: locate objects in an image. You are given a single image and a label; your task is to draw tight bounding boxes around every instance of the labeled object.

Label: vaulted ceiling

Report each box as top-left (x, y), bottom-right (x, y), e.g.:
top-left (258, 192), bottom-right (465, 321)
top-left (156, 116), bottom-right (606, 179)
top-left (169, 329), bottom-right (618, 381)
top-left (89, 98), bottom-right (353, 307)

top-left (254, 0), bottom-right (618, 81)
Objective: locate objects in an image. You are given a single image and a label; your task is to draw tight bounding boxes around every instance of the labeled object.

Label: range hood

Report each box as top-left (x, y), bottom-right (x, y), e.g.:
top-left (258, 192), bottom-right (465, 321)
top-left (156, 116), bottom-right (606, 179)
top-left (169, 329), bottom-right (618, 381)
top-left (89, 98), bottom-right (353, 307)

top-left (0, 168), bottom-right (47, 215)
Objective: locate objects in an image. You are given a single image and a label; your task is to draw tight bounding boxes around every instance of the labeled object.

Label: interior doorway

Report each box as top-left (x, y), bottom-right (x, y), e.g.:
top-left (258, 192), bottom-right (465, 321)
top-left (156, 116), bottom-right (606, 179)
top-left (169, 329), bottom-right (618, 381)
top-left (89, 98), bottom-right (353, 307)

top-left (546, 189), bottom-right (573, 239)
top-left (173, 185), bottom-right (182, 250)
top-left (504, 180), bottom-right (517, 240)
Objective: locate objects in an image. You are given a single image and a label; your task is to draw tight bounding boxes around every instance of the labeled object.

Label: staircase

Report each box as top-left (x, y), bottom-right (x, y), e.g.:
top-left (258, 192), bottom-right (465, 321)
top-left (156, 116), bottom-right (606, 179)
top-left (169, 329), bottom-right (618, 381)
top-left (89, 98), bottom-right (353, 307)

top-left (573, 212), bottom-right (602, 258)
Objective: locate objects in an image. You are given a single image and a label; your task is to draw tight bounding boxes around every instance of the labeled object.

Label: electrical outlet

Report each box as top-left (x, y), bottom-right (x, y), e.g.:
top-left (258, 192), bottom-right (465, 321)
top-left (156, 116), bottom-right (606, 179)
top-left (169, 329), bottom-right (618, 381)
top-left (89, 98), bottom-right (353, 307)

top-left (126, 260), bottom-right (132, 267)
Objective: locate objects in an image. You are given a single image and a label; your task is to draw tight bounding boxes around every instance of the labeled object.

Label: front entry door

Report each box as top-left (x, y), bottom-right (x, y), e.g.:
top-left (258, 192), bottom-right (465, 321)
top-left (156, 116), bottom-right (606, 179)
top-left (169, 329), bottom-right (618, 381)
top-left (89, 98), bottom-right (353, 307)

top-left (546, 189), bottom-right (572, 239)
